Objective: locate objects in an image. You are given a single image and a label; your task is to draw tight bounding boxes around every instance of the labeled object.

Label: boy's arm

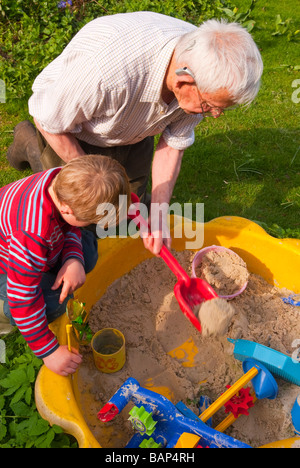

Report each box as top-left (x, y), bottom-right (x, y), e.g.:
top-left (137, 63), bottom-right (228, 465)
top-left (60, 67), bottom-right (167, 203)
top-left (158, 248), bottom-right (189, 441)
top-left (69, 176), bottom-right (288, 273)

top-left (7, 231), bottom-right (59, 359)
top-left (52, 227), bottom-right (86, 305)
top-left (61, 227), bottom-right (85, 267)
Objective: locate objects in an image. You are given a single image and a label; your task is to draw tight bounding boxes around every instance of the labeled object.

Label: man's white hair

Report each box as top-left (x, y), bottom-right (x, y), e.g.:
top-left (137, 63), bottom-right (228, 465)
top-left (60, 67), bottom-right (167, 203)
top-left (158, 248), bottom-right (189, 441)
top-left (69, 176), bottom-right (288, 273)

top-left (175, 19), bottom-right (263, 105)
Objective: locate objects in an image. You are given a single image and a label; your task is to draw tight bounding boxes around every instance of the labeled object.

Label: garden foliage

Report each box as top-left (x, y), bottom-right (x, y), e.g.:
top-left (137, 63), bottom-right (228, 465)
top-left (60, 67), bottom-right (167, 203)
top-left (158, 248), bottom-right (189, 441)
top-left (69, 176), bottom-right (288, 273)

top-left (0, 0), bottom-right (257, 100)
top-left (0, 331), bottom-right (76, 447)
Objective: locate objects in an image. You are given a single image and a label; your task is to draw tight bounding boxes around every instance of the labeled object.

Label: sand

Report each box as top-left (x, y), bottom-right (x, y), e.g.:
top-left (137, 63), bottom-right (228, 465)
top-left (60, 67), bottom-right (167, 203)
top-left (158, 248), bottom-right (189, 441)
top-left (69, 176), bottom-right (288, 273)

top-left (194, 248), bottom-right (249, 296)
top-left (76, 249), bottom-right (300, 448)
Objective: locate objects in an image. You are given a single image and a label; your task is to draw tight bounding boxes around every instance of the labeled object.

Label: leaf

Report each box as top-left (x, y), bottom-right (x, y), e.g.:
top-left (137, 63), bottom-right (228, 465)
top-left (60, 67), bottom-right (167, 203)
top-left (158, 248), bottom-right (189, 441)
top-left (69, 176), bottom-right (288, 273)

top-left (8, 419), bottom-right (17, 438)
top-left (221, 7), bottom-right (235, 17)
top-left (10, 385), bottom-right (28, 405)
top-left (243, 20), bottom-right (256, 32)
top-left (26, 364), bottom-right (35, 383)
top-left (25, 387), bottom-right (32, 405)
top-left (0, 395), bottom-right (5, 411)
top-left (0, 368), bottom-right (27, 389)
top-left (0, 365), bottom-right (8, 380)
top-left (3, 384), bottom-right (20, 396)
top-left (10, 401), bottom-right (34, 418)
top-left (35, 428), bottom-right (55, 448)
top-left (0, 421), bottom-right (7, 442)
top-left (52, 424), bottom-right (63, 434)
top-left (28, 416), bottom-right (49, 437)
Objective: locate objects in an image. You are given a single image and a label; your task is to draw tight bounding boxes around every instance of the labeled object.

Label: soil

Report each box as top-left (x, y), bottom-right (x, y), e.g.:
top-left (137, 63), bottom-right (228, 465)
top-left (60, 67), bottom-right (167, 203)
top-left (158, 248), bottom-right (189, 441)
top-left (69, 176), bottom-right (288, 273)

top-left (76, 249), bottom-right (300, 448)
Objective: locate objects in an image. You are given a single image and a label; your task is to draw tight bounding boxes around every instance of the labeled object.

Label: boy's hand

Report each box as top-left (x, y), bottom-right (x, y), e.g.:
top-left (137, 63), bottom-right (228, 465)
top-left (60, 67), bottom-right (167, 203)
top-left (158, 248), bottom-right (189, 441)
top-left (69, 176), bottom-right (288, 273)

top-left (43, 345), bottom-right (82, 376)
top-left (52, 258), bottom-right (86, 304)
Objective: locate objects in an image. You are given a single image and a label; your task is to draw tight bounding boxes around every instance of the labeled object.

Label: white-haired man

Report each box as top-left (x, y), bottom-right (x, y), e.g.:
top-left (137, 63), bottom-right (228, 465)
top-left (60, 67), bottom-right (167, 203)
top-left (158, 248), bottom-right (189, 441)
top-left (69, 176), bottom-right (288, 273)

top-left (7, 11), bottom-right (263, 255)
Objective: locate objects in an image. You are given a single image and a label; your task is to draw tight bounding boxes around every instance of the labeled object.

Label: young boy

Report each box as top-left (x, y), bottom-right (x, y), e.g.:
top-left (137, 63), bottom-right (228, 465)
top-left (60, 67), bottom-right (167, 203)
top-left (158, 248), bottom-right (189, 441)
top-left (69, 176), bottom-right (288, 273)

top-left (0, 155), bottom-right (131, 376)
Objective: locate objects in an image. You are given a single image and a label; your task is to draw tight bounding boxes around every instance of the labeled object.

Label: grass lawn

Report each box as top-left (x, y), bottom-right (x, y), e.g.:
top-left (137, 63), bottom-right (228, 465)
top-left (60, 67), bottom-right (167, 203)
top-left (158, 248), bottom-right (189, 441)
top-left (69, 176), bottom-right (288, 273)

top-left (0, 0), bottom-right (299, 448)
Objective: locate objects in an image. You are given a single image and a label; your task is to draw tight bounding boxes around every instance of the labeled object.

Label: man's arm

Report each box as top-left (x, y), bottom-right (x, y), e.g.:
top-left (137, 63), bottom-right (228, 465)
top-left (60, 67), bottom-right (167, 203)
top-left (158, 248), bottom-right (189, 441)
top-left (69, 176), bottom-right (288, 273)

top-left (34, 118), bottom-right (86, 163)
top-left (144, 135), bottom-right (184, 255)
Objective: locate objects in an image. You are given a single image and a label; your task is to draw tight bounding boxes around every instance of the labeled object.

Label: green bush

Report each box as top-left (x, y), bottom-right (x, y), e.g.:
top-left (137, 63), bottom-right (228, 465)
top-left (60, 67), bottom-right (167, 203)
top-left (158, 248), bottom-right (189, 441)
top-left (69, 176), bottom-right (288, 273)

top-left (0, 331), bottom-right (76, 448)
top-left (0, 0), bottom-right (88, 99)
top-left (0, 0), bottom-right (252, 100)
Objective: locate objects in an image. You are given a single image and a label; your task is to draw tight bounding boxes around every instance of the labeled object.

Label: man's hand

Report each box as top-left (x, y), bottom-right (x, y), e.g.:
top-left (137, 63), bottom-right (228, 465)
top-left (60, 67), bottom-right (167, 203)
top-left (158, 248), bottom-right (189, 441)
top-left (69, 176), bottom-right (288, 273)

top-left (43, 345), bottom-right (82, 376)
top-left (142, 233), bottom-right (172, 256)
top-left (142, 209), bottom-right (171, 256)
top-left (51, 258), bottom-right (86, 304)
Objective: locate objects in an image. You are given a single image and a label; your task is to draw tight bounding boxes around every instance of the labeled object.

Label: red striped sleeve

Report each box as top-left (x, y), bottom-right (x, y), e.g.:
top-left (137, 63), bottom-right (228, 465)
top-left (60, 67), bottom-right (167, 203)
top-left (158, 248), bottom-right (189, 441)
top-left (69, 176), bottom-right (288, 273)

top-left (7, 230), bottom-right (59, 358)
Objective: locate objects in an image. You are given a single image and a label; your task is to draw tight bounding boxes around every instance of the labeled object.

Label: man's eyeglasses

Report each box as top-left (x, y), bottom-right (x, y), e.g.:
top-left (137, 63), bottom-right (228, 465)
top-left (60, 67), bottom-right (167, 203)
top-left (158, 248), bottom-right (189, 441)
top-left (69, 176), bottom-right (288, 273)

top-left (175, 67), bottom-right (238, 118)
top-left (197, 93), bottom-right (239, 118)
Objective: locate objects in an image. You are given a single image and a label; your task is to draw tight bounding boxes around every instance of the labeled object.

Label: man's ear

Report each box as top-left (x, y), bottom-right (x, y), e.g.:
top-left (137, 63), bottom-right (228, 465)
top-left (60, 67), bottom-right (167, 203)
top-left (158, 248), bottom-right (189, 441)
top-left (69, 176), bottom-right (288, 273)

top-left (174, 72), bottom-right (196, 91)
top-left (174, 67), bottom-right (196, 88)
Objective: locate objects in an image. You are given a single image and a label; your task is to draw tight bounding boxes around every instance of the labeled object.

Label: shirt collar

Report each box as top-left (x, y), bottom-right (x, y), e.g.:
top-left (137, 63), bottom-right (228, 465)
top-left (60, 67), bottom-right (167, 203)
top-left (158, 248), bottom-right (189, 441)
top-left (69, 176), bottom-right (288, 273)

top-left (140, 37), bottom-right (179, 103)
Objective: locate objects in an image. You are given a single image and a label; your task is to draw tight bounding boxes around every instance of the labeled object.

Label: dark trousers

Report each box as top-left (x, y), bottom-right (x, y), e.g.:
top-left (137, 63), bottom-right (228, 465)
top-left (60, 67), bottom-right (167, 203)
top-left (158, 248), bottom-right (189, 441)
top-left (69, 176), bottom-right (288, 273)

top-left (36, 132), bottom-right (154, 204)
top-left (0, 230), bottom-right (98, 326)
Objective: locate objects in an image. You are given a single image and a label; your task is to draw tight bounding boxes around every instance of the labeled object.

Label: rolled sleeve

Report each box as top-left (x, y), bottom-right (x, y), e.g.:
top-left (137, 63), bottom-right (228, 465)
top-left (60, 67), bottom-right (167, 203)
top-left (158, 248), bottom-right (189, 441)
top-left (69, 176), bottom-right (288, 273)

top-left (162, 114), bottom-right (203, 150)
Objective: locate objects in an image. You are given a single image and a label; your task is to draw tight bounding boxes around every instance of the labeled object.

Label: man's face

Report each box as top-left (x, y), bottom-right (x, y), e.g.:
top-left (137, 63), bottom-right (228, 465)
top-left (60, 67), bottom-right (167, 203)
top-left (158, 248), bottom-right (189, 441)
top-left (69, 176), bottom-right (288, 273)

top-left (174, 85), bottom-right (235, 118)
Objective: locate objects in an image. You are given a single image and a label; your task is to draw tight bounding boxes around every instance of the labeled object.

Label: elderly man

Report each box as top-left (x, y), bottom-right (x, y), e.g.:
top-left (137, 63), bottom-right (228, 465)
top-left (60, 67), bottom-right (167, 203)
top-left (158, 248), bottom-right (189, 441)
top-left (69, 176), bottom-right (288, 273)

top-left (7, 11), bottom-right (263, 255)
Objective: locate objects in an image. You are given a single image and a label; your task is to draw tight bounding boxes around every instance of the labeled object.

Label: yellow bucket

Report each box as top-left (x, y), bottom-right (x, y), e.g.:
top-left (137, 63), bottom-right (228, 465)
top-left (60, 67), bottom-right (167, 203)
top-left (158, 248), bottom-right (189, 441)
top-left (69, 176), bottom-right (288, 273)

top-left (91, 328), bottom-right (126, 373)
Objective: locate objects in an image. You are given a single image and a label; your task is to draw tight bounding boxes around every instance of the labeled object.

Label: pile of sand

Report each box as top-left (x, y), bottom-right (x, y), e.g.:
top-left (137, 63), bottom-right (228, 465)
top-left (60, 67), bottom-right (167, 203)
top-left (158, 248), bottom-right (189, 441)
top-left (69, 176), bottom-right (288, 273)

top-left (194, 248), bottom-right (249, 296)
top-left (76, 249), bottom-right (300, 448)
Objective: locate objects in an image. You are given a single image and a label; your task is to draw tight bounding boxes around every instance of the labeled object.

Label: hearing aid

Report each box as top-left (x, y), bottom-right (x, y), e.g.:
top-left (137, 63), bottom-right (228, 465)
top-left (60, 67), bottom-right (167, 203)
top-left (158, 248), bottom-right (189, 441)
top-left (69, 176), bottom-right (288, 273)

top-left (175, 67), bottom-right (195, 78)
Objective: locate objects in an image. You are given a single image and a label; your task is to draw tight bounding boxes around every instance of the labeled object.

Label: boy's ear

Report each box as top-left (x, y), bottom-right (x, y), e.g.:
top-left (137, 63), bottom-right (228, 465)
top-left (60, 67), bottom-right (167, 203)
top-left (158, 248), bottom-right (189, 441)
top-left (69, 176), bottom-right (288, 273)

top-left (60, 203), bottom-right (74, 216)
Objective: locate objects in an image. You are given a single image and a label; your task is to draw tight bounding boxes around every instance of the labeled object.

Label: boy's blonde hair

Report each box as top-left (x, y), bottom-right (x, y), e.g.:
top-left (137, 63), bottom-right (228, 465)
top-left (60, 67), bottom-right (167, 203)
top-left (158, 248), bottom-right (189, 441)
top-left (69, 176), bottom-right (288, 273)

top-left (53, 155), bottom-right (131, 225)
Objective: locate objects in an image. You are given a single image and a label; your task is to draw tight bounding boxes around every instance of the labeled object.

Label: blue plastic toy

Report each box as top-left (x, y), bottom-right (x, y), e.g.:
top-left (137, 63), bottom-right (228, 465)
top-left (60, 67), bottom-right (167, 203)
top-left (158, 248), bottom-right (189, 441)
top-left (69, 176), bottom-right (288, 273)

top-left (242, 358), bottom-right (278, 399)
top-left (282, 294), bottom-right (300, 307)
top-left (97, 377), bottom-right (252, 448)
top-left (292, 396), bottom-right (300, 435)
top-left (228, 339), bottom-right (300, 386)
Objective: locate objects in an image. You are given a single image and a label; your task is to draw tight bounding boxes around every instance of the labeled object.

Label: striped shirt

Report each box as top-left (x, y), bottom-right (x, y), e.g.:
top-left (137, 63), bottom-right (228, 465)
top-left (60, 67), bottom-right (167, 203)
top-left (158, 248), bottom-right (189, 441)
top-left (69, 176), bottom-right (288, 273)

top-left (28, 11), bottom-right (202, 151)
top-left (0, 169), bottom-right (84, 358)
